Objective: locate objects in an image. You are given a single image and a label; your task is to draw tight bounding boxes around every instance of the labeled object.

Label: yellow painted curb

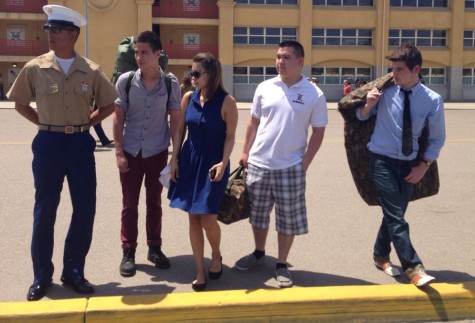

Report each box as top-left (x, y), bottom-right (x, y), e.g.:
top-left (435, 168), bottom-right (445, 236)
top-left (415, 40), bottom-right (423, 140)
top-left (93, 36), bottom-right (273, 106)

top-left (0, 298), bottom-right (87, 323)
top-left (1, 283), bottom-right (474, 322)
top-left (85, 282), bottom-right (475, 322)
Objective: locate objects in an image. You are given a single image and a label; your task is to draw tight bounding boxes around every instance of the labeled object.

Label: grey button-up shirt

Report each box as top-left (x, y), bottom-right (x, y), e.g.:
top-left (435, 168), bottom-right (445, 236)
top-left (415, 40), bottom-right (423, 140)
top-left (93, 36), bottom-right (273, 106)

top-left (115, 69), bottom-right (181, 158)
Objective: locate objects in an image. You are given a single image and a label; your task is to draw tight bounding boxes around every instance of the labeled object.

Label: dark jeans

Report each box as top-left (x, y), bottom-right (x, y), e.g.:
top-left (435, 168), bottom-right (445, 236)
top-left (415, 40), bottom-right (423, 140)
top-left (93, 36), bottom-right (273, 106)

top-left (120, 149), bottom-right (168, 250)
top-left (370, 152), bottom-right (422, 271)
top-left (32, 131), bottom-right (97, 284)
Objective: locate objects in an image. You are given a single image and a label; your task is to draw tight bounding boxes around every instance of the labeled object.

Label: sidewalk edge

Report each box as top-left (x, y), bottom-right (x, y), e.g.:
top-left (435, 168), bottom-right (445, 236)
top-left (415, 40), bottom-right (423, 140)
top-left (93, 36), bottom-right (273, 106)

top-left (1, 282), bottom-right (474, 322)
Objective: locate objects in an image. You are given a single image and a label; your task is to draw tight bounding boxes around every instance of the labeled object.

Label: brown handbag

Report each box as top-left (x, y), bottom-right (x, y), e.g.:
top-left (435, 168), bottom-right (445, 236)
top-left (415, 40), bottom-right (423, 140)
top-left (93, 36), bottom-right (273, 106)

top-left (217, 165), bottom-right (251, 224)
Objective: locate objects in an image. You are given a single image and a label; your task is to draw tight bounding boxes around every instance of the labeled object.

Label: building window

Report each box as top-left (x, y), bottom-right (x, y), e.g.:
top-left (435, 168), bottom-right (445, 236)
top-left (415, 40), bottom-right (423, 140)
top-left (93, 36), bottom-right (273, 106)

top-left (421, 67), bottom-right (446, 85)
top-left (464, 30), bottom-right (475, 47)
top-left (462, 68), bottom-right (475, 85)
top-left (311, 67), bottom-right (371, 84)
top-left (235, 0), bottom-right (297, 4)
top-left (313, 0), bottom-right (374, 6)
top-left (312, 28), bottom-right (372, 46)
top-left (234, 27), bottom-right (297, 45)
top-left (388, 29), bottom-right (447, 47)
top-left (233, 66), bottom-right (278, 84)
top-left (467, 0), bottom-right (475, 9)
top-left (390, 0), bottom-right (448, 7)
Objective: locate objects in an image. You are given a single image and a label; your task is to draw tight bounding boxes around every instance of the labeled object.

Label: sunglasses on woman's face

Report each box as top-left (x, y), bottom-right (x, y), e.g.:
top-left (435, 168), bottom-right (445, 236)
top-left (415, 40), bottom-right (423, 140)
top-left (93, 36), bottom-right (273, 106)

top-left (190, 70), bottom-right (207, 79)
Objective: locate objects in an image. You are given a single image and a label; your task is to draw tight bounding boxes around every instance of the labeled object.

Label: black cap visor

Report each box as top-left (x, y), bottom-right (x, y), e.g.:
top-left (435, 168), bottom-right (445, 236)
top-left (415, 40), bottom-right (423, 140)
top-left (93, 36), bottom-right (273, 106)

top-left (43, 20), bottom-right (78, 30)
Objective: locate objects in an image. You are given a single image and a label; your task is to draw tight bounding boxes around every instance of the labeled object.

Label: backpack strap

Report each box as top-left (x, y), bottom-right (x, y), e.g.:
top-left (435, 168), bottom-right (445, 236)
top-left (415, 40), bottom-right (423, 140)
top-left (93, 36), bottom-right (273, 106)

top-left (125, 71), bottom-right (171, 106)
top-left (125, 71), bottom-right (135, 105)
top-left (164, 74), bottom-right (171, 107)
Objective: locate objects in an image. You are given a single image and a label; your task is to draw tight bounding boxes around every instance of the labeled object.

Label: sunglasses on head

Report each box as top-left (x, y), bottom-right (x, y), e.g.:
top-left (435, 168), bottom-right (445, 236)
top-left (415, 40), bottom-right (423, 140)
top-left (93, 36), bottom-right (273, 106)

top-left (190, 70), bottom-right (207, 79)
top-left (43, 26), bottom-right (76, 34)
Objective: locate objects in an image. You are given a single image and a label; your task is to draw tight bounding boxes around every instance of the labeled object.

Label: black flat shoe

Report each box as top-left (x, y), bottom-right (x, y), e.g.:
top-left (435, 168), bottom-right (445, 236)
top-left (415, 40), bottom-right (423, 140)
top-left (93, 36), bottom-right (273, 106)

top-left (61, 276), bottom-right (94, 294)
top-left (208, 256), bottom-right (223, 280)
top-left (191, 276), bottom-right (206, 292)
top-left (27, 281), bottom-right (52, 301)
top-left (192, 281), bottom-right (206, 292)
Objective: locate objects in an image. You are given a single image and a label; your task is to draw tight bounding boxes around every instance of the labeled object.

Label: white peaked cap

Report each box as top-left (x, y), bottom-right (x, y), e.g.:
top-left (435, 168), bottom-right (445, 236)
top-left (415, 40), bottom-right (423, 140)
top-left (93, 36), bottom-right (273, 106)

top-left (43, 5), bottom-right (87, 28)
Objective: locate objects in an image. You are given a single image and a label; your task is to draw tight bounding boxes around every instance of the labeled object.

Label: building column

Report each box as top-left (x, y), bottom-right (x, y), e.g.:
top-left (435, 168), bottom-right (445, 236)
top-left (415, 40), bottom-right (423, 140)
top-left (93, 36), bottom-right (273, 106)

top-left (374, 0), bottom-right (390, 79)
top-left (217, 0), bottom-right (235, 95)
top-left (448, 0), bottom-right (465, 101)
top-left (299, 0), bottom-right (313, 77)
top-left (136, 0), bottom-right (154, 33)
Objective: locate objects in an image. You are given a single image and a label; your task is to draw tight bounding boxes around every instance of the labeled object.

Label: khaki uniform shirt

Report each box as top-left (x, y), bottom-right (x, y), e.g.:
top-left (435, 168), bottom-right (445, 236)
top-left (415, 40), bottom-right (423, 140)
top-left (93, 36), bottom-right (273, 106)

top-left (7, 51), bottom-right (117, 126)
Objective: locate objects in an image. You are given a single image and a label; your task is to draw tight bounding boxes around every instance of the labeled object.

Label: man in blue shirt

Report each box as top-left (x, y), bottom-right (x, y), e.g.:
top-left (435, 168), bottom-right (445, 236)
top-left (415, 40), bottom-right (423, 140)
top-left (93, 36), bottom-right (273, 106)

top-left (357, 44), bottom-right (445, 287)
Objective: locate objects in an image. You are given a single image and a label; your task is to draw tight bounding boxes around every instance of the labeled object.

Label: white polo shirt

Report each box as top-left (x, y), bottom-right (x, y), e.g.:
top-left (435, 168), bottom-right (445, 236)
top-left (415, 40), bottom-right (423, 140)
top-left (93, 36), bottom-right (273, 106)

top-left (248, 75), bottom-right (328, 170)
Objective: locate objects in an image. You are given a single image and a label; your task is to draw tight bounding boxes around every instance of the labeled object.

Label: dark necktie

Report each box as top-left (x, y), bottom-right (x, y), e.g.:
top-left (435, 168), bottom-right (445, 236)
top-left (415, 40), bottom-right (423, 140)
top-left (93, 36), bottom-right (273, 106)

top-left (401, 89), bottom-right (413, 156)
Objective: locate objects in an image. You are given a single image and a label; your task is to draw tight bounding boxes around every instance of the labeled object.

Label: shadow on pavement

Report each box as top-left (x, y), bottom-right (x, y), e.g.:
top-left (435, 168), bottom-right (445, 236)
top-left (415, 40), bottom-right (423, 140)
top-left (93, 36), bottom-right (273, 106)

top-left (427, 270), bottom-right (475, 283)
top-left (39, 259), bottom-right (475, 302)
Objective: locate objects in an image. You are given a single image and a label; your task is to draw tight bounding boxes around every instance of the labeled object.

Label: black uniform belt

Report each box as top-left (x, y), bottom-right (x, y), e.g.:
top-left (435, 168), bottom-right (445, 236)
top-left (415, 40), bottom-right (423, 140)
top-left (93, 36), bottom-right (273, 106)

top-left (38, 124), bottom-right (90, 134)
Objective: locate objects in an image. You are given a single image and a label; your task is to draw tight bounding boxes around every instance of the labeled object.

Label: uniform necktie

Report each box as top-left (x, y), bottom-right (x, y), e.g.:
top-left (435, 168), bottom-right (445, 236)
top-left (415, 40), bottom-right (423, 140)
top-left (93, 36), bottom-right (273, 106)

top-left (401, 89), bottom-right (413, 156)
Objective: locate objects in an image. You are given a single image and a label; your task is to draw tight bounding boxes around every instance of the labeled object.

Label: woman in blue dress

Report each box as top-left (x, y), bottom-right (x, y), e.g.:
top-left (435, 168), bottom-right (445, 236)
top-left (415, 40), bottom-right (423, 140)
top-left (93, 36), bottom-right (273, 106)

top-left (168, 53), bottom-right (238, 291)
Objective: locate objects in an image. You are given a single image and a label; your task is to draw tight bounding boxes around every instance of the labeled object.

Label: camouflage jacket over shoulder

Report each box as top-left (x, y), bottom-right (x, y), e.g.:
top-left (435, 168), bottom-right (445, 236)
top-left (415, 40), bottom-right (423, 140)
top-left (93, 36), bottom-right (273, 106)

top-left (337, 73), bottom-right (440, 206)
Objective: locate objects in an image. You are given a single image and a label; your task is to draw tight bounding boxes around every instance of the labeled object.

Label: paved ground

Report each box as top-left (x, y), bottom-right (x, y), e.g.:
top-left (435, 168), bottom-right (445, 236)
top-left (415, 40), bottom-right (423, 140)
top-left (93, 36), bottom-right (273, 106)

top-left (0, 100), bottom-right (474, 305)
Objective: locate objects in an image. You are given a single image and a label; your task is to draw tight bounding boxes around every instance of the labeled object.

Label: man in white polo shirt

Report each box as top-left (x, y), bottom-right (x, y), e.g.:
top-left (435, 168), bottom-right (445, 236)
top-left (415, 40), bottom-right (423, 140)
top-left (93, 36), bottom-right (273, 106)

top-left (235, 40), bottom-right (328, 288)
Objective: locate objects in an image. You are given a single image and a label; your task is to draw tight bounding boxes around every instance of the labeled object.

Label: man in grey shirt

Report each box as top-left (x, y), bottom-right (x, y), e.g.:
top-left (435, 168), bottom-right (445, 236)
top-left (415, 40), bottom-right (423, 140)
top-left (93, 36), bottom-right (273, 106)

top-left (113, 31), bottom-right (181, 277)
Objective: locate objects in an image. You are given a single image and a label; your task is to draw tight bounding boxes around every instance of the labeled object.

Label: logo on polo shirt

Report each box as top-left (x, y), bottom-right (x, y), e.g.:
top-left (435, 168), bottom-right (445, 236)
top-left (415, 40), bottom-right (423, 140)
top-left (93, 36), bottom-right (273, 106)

top-left (81, 81), bottom-right (89, 92)
top-left (292, 93), bottom-right (304, 105)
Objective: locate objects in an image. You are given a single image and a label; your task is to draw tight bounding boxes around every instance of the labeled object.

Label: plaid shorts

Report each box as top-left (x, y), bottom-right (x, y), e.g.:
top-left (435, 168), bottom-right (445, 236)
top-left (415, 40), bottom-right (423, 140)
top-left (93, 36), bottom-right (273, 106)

top-left (246, 163), bottom-right (308, 235)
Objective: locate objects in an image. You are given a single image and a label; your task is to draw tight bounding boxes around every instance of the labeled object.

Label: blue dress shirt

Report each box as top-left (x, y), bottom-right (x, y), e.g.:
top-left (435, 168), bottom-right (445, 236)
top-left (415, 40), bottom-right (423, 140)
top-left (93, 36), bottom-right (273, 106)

top-left (356, 82), bottom-right (445, 161)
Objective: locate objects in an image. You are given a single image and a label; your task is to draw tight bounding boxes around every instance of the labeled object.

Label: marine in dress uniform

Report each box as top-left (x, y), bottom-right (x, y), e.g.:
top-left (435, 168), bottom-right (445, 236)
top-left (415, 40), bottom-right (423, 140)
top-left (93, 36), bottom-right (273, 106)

top-left (6, 5), bottom-right (117, 301)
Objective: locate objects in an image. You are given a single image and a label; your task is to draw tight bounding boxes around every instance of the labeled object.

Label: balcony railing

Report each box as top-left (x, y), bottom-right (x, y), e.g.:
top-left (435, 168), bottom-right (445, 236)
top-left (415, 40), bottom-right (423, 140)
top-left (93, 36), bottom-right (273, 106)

top-left (163, 43), bottom-right (218, 60)
top-left (0, 40), bottom-right (49, 56)
top-left (152, 1), bottom-right (218, 19)
top-left (0, 0), bottom-right (47, 13)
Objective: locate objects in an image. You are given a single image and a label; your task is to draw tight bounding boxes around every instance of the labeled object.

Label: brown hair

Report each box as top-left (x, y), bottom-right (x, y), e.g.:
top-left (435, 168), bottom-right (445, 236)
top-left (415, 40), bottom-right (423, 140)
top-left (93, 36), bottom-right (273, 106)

top-left (386, 44), bottom-right (422, 71)
top-left (192, 52), bottom-right (225, 99)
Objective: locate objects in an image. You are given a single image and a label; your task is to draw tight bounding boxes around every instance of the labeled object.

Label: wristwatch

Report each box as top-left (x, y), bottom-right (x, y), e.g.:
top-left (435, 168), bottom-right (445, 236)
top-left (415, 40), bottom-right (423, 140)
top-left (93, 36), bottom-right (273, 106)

top-left (422, 159), bottom-right (433, 167)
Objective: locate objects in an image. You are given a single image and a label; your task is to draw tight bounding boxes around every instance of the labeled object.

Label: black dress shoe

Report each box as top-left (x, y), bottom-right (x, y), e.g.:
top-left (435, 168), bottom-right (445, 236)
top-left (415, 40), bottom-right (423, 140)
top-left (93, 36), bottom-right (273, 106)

top-left (27, 282), bottom-right (51, 301)
top-left (208, 256), bottom-right (223, 280)
top-left (101, 140), bottom-right (114, 147)
top-left (60, 276), bottom-right (95, 294)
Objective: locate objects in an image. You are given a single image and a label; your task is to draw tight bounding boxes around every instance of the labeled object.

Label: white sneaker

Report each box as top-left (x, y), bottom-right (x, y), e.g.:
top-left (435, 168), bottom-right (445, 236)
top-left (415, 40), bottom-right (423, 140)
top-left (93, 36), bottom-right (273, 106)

top-left (405, 264), bottom-right (435, 287)
top-left (275, 267), bottom-right (293, 288)
top-left (374, 260), bottom-right (402, 277)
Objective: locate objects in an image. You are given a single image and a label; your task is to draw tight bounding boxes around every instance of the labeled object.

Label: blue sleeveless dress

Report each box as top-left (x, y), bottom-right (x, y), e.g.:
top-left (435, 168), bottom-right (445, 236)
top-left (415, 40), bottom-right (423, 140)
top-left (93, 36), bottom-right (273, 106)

top-left (168, 89), bottom-right (230, 214)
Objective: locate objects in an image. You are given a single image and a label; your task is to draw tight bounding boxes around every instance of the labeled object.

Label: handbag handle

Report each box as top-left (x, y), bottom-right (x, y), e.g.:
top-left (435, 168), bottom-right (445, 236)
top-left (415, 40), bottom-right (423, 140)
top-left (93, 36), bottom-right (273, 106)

top-left (226, 164), bottom-right (245, 190)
